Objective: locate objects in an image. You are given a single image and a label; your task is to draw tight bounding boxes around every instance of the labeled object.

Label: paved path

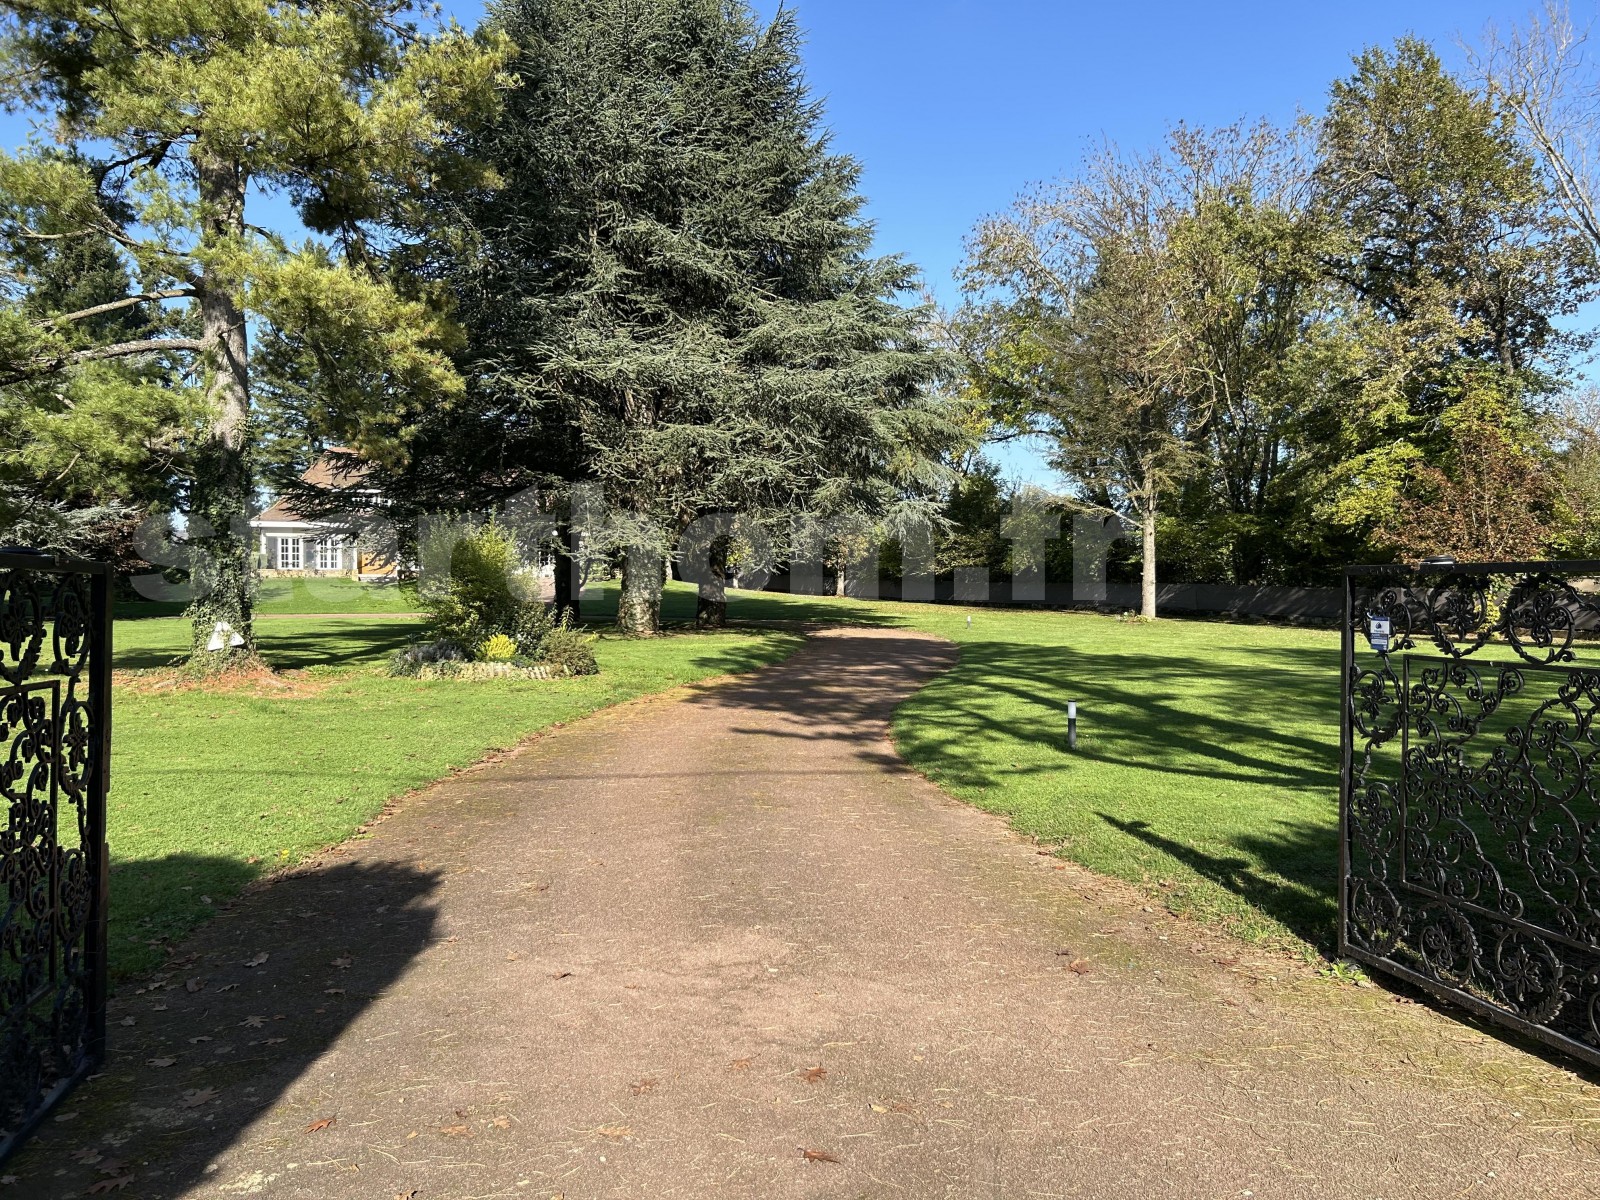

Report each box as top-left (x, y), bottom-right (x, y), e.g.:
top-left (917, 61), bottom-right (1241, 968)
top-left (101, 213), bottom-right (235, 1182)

top-left (23, 629), bottom-right (1600, 1198)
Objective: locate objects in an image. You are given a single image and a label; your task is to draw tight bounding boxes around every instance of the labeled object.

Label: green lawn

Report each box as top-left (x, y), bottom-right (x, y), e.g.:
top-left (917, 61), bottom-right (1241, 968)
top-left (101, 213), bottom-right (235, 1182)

top-left (106, 579), bottom-right (1341, 982)
top-left (680, 584), bottom-right (1343, 954)
top-left (107, 610), bottom-right (803, 977)
top-left (116, 574), bottom-right (421, 620)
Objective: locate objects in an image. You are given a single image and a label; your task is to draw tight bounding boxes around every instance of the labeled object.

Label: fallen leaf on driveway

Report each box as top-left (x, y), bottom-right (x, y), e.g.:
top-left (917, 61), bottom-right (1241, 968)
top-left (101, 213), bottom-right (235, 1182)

top-left (799, 1065), bottom-right (826, 1084)
top-left (69, 1149), bottom-right (102, 1165)
top-left (305, 1116), bottom-right (335, 1133)
top-left (331, 957), bottom-right (352, 969)
top-left (179, 1088), bottom-right (217, 1109)
top-left (240, 1016), bottom-right (265, 1029)
top-left (86, 1177), bottom-right (133, 1194)
top-left (800, 1147), bottom-right (839, 1163)
top-left (184, 978), bottom-right (206, 993)
top-left (145, 1057), bottom-right (176, 1068)
top-left (242, 953), bottom-right (269, 968)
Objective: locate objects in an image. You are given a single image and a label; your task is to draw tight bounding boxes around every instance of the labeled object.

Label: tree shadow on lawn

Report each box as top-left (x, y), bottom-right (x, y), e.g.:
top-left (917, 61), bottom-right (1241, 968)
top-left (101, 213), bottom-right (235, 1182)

top-left (13, 855), bottom-right (441, 1198)
top-left (695, 628), bottom-right (1344, 950)
top-left (899, 639), bottom-right (1343, 947)
top-left (113, 622), bottom-right (424, 672)
top-left (1097, 812), bottom-right (1340, 950)
top-left (904, 639), bottom-right (1341, 791)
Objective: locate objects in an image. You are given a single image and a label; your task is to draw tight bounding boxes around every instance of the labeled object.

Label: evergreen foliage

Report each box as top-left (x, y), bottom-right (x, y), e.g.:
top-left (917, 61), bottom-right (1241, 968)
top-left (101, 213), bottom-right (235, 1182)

top-left (376, 0), bottom-right (955, 632)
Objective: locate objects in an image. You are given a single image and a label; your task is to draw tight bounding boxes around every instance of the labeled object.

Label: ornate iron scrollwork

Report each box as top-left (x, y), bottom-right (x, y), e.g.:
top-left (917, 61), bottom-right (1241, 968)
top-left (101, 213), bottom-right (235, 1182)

top-left (1342, 560), bottom-right (1600, 1067)
top-left (0, 556), bottom-right (109, 1159)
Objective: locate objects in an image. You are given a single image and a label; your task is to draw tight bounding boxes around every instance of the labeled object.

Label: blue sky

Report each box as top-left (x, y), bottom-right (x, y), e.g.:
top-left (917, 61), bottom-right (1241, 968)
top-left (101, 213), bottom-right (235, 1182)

top-left (727, 0), bottom-right (1538, 483)
top-left (2, 0), bottom-right (1545, 484)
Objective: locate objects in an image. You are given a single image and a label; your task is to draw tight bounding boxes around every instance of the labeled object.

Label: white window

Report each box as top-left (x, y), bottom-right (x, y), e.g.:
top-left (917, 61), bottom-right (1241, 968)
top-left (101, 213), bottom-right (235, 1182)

top-left (276, 537), bottom-right (302, 570)
top-left (316, 538), bottom-right (344, 571)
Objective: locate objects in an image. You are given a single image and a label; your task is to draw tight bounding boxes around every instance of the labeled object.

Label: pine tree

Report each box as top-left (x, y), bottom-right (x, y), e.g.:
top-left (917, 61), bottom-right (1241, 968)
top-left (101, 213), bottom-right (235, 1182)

top-left (390, 0), bottom-right (953, 633)
top-left (0, 2), bottom-right (507, 662)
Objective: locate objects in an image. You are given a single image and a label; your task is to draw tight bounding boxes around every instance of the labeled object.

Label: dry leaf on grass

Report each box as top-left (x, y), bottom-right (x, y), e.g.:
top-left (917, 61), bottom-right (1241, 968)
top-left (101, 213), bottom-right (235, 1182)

top-left (440, 1124), bottom-right (472, 1138)
top-left (305, 1116), bottom-right (335, 1133)
top-left (729, 1056), bottom-right (754, 1070)
top-left (1067, 958), bottom-right (1092, 975)
top-left (799, 1065), bottom-right (826, 1084)
top-left (594, 1125), bottom-right (632, 1139)
top-left (488, 1116), bottom-right (510, 1130)
top-left (800, 1147), bottom-right (839, 1163)
top-left (630, 1078), bottom-right (656, 1096)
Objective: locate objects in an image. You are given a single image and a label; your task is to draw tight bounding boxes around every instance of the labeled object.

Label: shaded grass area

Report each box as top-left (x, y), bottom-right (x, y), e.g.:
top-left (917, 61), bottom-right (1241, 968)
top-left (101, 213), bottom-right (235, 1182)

top-left (692, 584), bottom-right (1342, 953)
top-left (116, 574), bottom-right (419, 620)
top-left (108, 614), bottom-right (802, 978)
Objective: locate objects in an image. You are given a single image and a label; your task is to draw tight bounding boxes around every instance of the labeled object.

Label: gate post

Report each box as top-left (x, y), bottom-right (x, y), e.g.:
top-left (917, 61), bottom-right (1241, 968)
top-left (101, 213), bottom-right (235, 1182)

top-left (1337, 568), bottom-right (1354, 961)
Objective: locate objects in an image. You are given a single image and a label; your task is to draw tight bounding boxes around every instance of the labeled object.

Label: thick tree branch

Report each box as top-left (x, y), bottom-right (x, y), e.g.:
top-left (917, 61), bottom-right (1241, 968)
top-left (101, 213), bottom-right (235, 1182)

top-left (70, 336), bottom-right (208, 364)
top-left (46, 288), bottom-right (195, 327)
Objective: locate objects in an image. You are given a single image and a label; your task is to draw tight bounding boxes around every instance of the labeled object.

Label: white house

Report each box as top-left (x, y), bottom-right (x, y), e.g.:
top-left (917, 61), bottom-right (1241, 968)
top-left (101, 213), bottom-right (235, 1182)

top-left (251, 453), bottom-right (397, 579)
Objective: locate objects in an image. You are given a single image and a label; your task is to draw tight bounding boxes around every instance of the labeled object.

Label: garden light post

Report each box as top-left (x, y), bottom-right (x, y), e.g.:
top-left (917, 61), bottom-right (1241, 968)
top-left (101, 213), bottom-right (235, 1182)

top-left (1068, 700), bottom-right (1078, 751)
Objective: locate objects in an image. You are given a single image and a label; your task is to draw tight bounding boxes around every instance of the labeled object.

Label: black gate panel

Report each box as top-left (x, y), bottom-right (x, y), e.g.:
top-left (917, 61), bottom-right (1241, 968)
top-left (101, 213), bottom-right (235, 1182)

top-left (0, 552), bottom-right (110, 1157)
top-left (1341, 560), bottom-right (1600, 1066)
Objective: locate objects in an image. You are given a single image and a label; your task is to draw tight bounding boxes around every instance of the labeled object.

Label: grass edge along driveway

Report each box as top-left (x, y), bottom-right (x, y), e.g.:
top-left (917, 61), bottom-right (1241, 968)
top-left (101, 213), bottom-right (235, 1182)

top-left (589, 583), bottom-right (1343, 959)
top-left (109, 615), bottom-right (803, 979)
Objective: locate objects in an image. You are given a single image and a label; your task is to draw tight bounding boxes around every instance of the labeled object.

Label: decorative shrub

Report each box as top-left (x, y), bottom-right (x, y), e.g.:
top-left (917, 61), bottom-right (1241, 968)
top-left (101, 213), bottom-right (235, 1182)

top-left (387, 639), bottom-right (467, 677)
top-left (535, 618), bottom-right (599, 677)
top-left (418, 520), bottom-right (531, 651)
top-left (479, 632), bottom-right (519, 662)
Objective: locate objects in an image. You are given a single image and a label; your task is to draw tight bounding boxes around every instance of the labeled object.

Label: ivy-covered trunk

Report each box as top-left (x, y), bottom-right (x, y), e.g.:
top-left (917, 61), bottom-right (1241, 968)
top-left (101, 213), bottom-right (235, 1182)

top-left (617, 543), bottom-right (662, 635)
top-left (186, 155), bottom-right (257, 664)
top-left (695, 536), bottom-right (728, 629)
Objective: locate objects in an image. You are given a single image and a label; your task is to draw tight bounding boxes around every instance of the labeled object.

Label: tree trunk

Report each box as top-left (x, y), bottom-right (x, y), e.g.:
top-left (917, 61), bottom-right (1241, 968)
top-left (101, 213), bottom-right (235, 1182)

top-left (552, 522), bottom-right (580, 624)
top-left (186, 154), bottom-right (256, 665)
top-left (695, 537), bottom-right (728, 629)
top-left (617, 543), bottom-right (662, 635)
top-left (1140, 503), bottom-right (1158, 620)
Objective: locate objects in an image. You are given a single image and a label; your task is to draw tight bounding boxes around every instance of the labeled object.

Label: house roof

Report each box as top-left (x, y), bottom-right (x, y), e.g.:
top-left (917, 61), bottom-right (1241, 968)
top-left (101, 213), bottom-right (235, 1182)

top-left (253, 450), bottom-right (372, 527)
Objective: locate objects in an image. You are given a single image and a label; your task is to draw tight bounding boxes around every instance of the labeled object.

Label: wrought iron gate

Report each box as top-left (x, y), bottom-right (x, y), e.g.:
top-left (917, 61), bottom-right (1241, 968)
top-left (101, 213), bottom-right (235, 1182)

top-left (1340, 559), bottom-right (1600, 1066)
top-left (0, 552), bottom-right (110, 1157)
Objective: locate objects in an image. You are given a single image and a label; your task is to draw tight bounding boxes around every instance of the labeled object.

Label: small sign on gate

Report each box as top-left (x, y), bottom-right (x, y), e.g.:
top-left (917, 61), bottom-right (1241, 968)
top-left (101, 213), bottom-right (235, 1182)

top-left (1365, 614), bottom-right (1392, 654)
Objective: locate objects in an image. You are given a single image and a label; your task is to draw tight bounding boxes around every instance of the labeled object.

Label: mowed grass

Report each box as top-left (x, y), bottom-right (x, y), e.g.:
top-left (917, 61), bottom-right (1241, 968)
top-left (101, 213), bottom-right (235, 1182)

top-left (107, 575), bottom-right (1341, 982)
top-left (116, 573), bottom-right (421, 620)
top-left (108, 606), bottom-right (802, 978)
top-left (682, 583), bottom-right (1343, 954)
